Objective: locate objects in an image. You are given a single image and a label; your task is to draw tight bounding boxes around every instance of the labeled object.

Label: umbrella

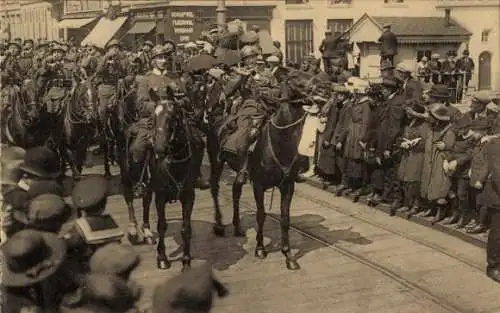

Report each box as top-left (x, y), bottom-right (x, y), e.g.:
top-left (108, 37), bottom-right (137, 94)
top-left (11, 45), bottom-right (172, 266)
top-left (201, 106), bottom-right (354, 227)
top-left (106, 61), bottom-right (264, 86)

top-left (185, 54), bottom-right (217, 73)
top-left (215, 49), bottom-right (240, 67)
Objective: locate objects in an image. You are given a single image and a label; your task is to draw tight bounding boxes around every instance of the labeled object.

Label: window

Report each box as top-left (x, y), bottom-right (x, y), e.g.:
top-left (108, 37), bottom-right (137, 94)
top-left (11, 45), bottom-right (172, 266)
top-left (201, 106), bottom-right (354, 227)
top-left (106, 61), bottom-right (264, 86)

top-left (384, 0), bottom-right (404, 3)
top-left (327, 19), bottom-right (353, 37)
top-left (285, 20), bottom-right (313, 65)
top-left (285, 0), bottom-right (309, 4)
top-left (481, 29), bottom-right (490, 43)
top-left (417, 50), bottom-right (432, 62)
top-left (330, 0), bottom-right (352, 4)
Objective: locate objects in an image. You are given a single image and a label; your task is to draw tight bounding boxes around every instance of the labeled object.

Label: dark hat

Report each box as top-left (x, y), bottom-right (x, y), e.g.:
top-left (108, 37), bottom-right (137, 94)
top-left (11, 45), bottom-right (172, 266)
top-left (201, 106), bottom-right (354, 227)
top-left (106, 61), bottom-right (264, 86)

top-left (18, 146), bottom-right (60, 179)
top-left (428, 84), bottom-right (451, 100)
top-left (152, 263), bottom-right (229, 313)
top-left (0, 146), bottom-right (26, 186)
top-left (0, 229), bottom-right (66, 287)
top-left (454, 116), bottom-right (471, 130)
top-left (163, 39), bottom-right (177, 54)
top-left (105, 39), bottom-right (120, 50)
top-left (380, 59), bottom-right (394, 71)
top-left (8, 41), bottom-right (21, 49)
top-left (428, 102), bottom-right (451, 122)
top-left (26, 180), bottom-right (64, 199)
top-left (406, 102), bottom-right (428, 119)
top-left (469, 118), bottom-right (490, 131)
top-left (383, 23), bottom-right (392, 28)
top-left (151, 45), bottom-right (168, 59)
top-left (90, 243), bottom-right (140, 276)
top-left (13, 37), bottom-right (22, 42)
top-left (143, 40), bottom-right (154, 47)
top-left (381, 77), bottom-right (399, 89)
top-left (13, 194), bottom-right (70, 231)
top-left (37, 39), bottom-right (49, 48)
top-left (71, 176), bottom-right (108, 210)
top-left (80, 274), bottom-right (140, 312)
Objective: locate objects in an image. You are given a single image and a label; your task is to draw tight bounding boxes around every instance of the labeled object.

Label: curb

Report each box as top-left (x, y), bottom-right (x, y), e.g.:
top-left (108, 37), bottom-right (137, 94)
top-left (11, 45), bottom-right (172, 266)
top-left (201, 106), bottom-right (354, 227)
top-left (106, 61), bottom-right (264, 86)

top-left (304, 177), bottom-right (487, 249)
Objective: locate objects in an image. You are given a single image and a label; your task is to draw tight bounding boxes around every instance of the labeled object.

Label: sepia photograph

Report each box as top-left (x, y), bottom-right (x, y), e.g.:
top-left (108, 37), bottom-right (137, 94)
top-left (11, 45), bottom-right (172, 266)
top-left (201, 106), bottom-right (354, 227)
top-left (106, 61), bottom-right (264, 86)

top-left (0, 0), bottom-right (499, 312)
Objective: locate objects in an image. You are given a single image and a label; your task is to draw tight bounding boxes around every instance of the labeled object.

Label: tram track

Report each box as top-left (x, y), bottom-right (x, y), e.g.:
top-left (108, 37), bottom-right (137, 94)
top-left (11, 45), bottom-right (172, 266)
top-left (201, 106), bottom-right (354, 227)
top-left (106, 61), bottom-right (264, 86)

top-left (218, 186), bottom-right (477, 313)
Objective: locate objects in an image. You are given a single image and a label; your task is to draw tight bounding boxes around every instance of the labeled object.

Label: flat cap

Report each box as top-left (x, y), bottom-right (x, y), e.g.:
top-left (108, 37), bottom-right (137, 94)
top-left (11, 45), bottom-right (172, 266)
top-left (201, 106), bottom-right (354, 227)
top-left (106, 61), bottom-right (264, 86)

top-left (71, 176), bottom-right (108, 209)
top-left (90, 243), bottom-right (140, 276)
top-left (472, 91), bottom-right (492, 104)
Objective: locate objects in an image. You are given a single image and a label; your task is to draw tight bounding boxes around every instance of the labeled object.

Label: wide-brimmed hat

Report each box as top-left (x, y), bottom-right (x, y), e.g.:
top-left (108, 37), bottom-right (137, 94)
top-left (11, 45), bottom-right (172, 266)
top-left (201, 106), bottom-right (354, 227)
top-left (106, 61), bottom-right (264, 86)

top-left (428, 102), bottom-right (451, 122)
top-left (90, 243), bottom-right (140, 277)
top-left (1, 146), bottom-right (26, 186)
top-left (152, 263), bottom-right (229, 313)
top-left (13, 194), bottom-right (70, 231)
top-left (405, 102), bottom-right (428, 119)
top-left (428, 84), bottom-right (451, 100)
top-left (395, 63), bottom-right (411, 73)
top-left (18, 146), bottom-right (60, 179)
top-left (1, 229), bottom-right (66, 287)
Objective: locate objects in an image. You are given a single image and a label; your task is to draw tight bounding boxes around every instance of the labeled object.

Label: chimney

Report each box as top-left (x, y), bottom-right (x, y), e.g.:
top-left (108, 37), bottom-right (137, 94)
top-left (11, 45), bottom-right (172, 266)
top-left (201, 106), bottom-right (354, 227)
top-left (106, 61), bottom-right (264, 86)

top-left (444, 8), bottom-right (451, 27)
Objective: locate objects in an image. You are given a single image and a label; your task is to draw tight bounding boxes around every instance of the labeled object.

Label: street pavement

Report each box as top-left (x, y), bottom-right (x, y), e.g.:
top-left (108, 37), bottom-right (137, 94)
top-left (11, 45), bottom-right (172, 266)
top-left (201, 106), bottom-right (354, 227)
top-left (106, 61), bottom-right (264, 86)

top-left (71, 161), bottom-right (500, 313)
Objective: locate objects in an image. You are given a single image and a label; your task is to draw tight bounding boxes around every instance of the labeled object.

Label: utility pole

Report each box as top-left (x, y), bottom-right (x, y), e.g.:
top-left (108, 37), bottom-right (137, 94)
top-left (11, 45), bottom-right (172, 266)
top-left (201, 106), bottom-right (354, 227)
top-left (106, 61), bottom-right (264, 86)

top-left (216, 0), bottom-right (227, 28)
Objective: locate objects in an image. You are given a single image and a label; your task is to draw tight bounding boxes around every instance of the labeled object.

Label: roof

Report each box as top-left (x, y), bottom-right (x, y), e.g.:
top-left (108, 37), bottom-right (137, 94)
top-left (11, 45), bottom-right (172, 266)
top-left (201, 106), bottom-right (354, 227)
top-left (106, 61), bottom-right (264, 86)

top-left (371, 16), bottom-right (471, 37)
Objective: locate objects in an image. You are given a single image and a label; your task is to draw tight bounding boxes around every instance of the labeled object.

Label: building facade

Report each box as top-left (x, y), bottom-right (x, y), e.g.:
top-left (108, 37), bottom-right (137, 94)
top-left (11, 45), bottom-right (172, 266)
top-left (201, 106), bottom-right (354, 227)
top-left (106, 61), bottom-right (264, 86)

top-left (0, 0), bottom-right (62, 41)
top-left (436, 0), bottom-right (500, 90)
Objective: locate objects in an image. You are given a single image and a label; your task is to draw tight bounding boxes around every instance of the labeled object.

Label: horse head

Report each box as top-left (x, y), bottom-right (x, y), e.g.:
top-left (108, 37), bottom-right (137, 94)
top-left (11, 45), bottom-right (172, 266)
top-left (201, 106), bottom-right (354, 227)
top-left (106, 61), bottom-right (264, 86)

top-left (17, 81), bottom-right (42, 126)
top-left (151, 87), bottom-right (183, 158)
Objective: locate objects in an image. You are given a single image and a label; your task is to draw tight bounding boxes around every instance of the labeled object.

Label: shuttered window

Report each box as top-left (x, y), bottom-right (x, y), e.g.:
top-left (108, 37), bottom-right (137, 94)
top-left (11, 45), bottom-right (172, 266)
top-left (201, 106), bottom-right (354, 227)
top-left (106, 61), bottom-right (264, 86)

top-left (285, 20), bottom-right (313, 65)
top-left (327, 19), bottom-right (353, 37)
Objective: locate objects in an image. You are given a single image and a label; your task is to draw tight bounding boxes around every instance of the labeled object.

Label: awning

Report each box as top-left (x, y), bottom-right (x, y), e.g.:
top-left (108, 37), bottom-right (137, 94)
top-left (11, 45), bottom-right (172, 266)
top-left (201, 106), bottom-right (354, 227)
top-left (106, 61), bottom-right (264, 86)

top-left (58, 17), bottom-right (97, 29)
top-left (81, 16), bottom-right (128, 49)
top-left (127, 21), bottom-right (156, 34)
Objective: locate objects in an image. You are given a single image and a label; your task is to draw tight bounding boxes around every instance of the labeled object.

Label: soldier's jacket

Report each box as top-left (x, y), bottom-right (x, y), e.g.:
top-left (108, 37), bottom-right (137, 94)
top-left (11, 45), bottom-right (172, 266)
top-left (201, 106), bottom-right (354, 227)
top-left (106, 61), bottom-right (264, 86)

top-left (95, 52), bottom-right (127, 85)
top-left (38, 56), bottom-right (76, 100)
top-left (137, 51), bottom-right (151, 75)
top-left (136, 69), bottom-right (179, 118)
top-left (1, 55), bottom-right (23, 86)
top-left (18, 52), bottom-right (34, 77)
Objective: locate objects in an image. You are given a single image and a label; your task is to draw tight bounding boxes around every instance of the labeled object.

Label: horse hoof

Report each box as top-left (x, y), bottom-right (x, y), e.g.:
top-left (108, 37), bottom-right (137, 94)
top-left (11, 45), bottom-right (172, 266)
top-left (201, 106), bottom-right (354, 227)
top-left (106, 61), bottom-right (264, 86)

top-left (233, 228), bottom-right (245, 237)
top-left (286, 259), bottom-right (301, 271)
top-left (157, 258), bottom-right (171, 270)
top-left (255, 248), bottom-right (267, 259)
top-left (213, 225), bottom-right (225, 237)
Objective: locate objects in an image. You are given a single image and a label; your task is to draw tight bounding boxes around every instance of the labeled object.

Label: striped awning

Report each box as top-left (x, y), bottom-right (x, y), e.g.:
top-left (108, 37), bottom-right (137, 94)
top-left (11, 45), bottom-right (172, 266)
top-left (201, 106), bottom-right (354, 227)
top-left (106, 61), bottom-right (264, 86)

top-left (127, 21), bottom-right (156, 34)
top-left (81, 16), bottom-right (128, 49)
top-left (58, 17), bottom-right (97, 29)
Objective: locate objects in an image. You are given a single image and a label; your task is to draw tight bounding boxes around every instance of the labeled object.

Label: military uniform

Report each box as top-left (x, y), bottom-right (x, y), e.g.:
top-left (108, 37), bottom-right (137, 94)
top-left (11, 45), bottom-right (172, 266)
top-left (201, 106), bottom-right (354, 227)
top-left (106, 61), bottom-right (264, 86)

top-left (0, 43), bottom-right (23, 87)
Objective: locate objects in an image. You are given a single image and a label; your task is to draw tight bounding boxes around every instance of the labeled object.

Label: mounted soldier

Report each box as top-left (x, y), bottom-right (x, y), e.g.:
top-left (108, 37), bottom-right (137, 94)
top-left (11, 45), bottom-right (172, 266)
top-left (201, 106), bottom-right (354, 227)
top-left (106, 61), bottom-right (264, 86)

top-left (1, 42), bottom-right (23, 88)
top-left (18, 39), bottom-right (35, 77)
top-left (137, 40), bottom-right (153, 75)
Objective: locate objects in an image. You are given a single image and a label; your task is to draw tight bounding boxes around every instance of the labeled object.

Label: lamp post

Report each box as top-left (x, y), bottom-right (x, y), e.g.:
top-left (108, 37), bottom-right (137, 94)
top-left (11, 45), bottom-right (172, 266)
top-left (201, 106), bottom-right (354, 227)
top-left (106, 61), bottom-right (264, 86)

top-left (216, 0), bottom-right (227, 27)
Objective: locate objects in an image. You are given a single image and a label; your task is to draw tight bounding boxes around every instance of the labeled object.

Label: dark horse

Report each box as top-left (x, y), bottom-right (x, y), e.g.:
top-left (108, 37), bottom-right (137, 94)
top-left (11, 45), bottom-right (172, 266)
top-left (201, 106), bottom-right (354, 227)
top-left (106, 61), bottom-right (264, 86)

top-left (150, 88), bottom-right (198, 271)
top-left (0, 81), bottom-right (42, 148)
top-left (60, 81), bottom-right (96, 181)
top-left (206, 73), bottom-right (320, 270)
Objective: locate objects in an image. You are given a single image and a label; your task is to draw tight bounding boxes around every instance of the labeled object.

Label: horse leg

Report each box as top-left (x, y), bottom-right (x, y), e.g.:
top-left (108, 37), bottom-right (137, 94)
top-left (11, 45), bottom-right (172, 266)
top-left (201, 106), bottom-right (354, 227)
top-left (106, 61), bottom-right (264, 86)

top-left (279, 181), bottom-right (300, 270)
top-left (180, 187), bottom-right (195, 271)
top-left (142, 189), bottom-right (156, 245)
top-left (122, 159), bottom-right (145, 244)
top-left (253, 182), bottom-right (267, 259)
top-left (155, 193), bottom-right (170, 270)
top-left (208, 135), bottom-right (225, 237)
top-left (66, 147), bottom-right (81, 181)
top-left (232, 180), bottom-right (245, 237)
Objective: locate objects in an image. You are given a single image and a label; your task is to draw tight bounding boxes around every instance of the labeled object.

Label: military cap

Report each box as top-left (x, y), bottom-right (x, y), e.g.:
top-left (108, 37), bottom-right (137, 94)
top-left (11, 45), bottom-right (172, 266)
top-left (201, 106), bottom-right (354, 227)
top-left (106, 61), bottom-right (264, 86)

top-left (240, 45), bottom-right (259, 59)
top-left (71, 175), bottom-right (108, 209)
top-left (256, 54), bottom-right (265, 63)
top-left (151, 45), bottom-right (168, 59)
top-left (105, 39), bottom-right (120, 50)
top-left (163, 39), bottom-right (176, 54)
top-left (472, 91), bottom-right (491, 104)
top-left (143, 40), bottom-right (154, 47)
top-left (37, 39), bottom-right (49, 48)
top-left (8, 41), bottom-right (21, 49)
top-left (266, 55), bottom-right (280, 63)
top-left (14, 194), bottom-right (70, 230)
top-left (13, 37), bottom-right (22, 43)
top-left (383, 23), bottom-right (392, 28)
top-left (90, 243), bottom-right (140, 276)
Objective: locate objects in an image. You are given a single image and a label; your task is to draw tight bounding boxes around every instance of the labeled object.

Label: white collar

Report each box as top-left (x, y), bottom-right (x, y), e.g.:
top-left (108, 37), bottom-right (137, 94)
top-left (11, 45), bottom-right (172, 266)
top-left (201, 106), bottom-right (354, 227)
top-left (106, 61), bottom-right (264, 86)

top-left (152, 68), bottom-right (168, 76)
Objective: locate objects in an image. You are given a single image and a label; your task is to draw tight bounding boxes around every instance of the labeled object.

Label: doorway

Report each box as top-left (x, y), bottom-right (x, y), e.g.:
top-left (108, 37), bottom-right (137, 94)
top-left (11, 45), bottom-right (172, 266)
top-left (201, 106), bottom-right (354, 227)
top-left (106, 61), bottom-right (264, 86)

top-left (478, 51), bottom-right (492, 90)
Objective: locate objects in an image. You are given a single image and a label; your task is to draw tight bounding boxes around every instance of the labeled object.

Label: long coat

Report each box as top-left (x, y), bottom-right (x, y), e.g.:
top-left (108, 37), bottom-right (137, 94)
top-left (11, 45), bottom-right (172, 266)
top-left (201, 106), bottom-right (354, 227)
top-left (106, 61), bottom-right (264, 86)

top-left (420, 123), bottom-right (456, 201)
top-left (372, 94), bottom-right (405, 154)
top-left (317, 98), bottom-right (342, 175)
top-left (378, 30), bottom-right (398, 57)
top-left (343, 99), bottom-right (372, 160)
top-left (472, 137), bottom-right (500, 209)
top-left (398, 119), bottom-right (427, 182)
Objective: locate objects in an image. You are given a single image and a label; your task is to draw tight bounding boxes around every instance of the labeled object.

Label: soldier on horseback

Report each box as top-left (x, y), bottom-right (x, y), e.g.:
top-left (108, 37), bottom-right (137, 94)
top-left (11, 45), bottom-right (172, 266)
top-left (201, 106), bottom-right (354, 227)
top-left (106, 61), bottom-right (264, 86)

top-left (221, 45), bottom-right (284, 184)
top-left (0, 42), bottom-right (23, 88)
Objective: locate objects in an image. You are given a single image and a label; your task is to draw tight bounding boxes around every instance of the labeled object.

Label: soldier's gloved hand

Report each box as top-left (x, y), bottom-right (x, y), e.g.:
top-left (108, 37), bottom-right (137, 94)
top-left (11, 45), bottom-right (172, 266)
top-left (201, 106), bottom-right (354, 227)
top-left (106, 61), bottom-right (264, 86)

top-left (434, 141), bottom-right (446, 150)
top-left (473, 181), bottom-right (483, 190)
top-left (383, 150), bottom-right (391, 158)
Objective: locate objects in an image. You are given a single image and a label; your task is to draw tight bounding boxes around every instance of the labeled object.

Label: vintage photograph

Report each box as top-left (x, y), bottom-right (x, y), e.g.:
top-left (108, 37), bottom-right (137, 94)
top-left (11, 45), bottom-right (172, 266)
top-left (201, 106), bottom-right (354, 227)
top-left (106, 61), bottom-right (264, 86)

top-left (0, 0), bottom-right (499, 312)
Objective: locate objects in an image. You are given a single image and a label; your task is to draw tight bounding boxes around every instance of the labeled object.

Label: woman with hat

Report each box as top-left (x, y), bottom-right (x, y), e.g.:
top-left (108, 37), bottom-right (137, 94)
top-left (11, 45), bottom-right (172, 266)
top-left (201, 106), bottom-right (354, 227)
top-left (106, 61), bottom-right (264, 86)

top-left (397, 102), bottom-right (428, 217)
top-left (425, 84), bottom-right (462, 122)
top-left (419, 102), bottom-right (456, 223)
top-left (1, 229), bottom-right (67, 312)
